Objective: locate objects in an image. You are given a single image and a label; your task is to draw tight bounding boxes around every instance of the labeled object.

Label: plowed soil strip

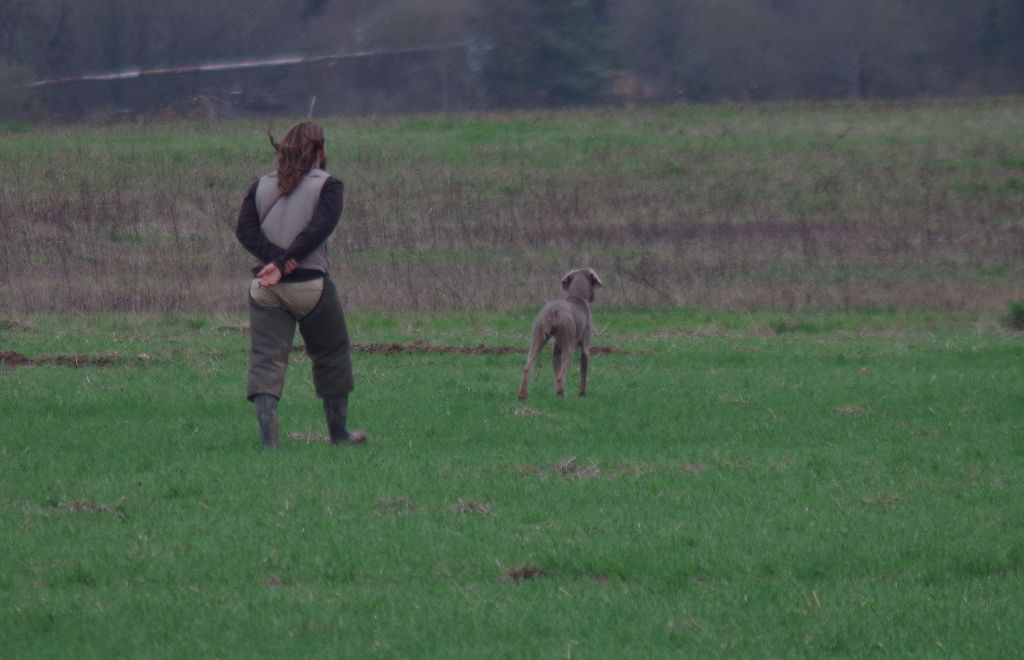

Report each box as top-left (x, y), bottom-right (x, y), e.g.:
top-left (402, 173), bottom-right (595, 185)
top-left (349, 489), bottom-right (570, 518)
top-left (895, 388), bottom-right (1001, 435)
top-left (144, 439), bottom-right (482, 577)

top-left (1, 343), bottom-right (626, 368)
top-left (361, 342), bottom-right (623, 355)
top-left (0, 350), bottom-right (124, 368)
top-left (309, 341), bottom-right (623, 355)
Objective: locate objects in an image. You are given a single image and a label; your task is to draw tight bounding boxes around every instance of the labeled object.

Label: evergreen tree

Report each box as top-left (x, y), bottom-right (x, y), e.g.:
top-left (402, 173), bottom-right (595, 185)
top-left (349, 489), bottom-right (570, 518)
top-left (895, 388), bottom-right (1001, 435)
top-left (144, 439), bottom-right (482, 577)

top-left (475, 0), bottom-right (609, 107)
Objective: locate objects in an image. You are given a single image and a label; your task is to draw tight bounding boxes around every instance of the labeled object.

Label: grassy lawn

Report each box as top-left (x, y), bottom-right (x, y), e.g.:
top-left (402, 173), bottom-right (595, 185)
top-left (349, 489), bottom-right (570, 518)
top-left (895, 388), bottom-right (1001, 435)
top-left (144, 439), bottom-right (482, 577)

top-left (2, 310), bottom-right (1022, 657)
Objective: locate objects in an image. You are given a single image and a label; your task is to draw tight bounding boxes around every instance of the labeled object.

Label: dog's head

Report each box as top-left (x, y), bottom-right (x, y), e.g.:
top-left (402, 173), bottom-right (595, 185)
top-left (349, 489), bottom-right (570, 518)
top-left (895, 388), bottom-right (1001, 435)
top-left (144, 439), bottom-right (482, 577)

top-left (561, 268), bottom-right (604, 303)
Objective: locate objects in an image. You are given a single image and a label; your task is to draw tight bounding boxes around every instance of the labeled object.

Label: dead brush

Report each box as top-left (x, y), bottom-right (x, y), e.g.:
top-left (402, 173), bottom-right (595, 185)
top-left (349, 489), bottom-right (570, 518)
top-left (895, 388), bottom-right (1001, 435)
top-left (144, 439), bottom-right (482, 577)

top-left (4, 105), bottom-right (1024, 315)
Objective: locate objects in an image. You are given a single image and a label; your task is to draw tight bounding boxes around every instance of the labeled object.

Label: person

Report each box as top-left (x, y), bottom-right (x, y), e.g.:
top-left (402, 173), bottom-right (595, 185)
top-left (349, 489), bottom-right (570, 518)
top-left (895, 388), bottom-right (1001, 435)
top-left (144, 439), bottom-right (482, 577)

top-left (234, 121), bottom-right (366, 448)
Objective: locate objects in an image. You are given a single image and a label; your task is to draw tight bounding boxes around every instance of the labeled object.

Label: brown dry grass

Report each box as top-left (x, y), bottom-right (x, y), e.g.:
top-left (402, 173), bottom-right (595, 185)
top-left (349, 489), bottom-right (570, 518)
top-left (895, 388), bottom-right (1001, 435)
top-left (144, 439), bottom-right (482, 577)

top-left (2, 99), bottom-right (1023, 315)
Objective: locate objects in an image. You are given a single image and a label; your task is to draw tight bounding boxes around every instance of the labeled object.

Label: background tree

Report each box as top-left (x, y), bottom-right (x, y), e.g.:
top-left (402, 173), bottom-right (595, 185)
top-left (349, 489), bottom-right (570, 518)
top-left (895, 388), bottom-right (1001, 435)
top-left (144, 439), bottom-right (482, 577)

top-left (474, 0), bottom-right (609, 107)
top-left (2, 0), bottom-right (1023, 119)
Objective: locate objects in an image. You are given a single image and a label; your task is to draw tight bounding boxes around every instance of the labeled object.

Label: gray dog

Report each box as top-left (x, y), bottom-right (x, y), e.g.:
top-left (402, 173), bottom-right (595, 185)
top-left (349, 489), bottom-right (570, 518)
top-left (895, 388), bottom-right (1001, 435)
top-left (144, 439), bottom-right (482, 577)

top-left (518, 268), bottom-right (603, 400)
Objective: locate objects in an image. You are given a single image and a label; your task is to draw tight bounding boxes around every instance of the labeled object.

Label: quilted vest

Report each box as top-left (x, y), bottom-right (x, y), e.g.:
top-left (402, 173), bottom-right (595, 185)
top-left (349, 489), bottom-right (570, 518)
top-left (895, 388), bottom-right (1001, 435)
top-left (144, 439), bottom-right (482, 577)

top-left (254, 168), bottom-right (330, 273)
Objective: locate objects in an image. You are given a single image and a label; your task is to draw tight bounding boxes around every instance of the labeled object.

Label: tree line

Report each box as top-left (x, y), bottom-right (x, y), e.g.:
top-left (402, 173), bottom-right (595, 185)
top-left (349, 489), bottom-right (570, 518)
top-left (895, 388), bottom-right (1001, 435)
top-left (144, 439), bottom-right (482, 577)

top-left (2, 0), bottom-right (1023, 118)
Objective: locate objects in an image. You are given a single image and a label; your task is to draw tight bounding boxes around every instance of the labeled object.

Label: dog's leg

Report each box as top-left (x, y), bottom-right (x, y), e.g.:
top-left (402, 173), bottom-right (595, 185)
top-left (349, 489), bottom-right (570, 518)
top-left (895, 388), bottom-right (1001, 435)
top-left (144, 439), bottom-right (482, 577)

top-left (554, 344), bottom-right (573, 396)
top-left (518, 326), bottom-right (546, 400)
top-left (553, 335), bottom-right (574, 397)
top-left (552, 323), bottom-right (576, 397)
top-left (579, 346), bottom-right (589, 396)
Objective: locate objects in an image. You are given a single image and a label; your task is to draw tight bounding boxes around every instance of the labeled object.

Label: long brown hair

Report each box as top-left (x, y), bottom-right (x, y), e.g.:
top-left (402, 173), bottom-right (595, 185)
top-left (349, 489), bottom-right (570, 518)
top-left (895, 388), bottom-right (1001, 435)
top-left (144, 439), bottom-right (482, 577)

top-left (268, 121), bottom-right (325, 195)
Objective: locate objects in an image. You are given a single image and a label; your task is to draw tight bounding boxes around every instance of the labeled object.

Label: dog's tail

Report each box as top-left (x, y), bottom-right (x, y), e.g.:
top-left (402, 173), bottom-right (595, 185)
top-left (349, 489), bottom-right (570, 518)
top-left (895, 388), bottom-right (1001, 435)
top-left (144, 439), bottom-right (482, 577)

top-left (540, 308), bottom-right (559, 338)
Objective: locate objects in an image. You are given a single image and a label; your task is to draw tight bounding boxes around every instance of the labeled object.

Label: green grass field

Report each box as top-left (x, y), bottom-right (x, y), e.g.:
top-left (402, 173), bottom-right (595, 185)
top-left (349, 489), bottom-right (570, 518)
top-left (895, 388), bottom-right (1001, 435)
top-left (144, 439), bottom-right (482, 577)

top-left (3, 310), bottom-right (1022, 657)
top-left (2, 98), bottom-right (1023, 656)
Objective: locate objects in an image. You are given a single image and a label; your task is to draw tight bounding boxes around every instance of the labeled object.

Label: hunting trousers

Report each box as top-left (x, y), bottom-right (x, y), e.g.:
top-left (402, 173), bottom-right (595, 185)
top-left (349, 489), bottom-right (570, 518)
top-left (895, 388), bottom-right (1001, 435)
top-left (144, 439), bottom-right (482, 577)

top-left (246, 277), bottom-right (354, 401)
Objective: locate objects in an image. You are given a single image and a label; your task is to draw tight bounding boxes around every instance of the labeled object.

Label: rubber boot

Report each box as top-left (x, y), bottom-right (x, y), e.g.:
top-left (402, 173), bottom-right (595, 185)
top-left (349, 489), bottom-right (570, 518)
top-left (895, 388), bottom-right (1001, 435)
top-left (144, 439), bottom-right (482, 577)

top-left (323, 396), bottom-right (366, 445)
top-left (253, 394), bottom-right (280, 449)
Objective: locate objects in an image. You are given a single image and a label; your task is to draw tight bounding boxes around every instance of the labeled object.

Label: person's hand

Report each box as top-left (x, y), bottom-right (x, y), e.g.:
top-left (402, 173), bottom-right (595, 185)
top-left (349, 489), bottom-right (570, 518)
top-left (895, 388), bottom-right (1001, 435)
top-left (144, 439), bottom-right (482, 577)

top-left (283, 258), bottom-right (299, 275)
top-left (256, 263), bottom-right (283, 288)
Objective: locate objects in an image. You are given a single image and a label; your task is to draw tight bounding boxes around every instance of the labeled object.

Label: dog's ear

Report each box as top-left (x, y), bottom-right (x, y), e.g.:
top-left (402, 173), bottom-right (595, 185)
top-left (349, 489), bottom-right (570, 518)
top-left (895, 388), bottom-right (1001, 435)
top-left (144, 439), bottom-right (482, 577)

top-left (561, 269), bottom-right (578, 292)
top-left (585, 269), bottom-right (603, 302)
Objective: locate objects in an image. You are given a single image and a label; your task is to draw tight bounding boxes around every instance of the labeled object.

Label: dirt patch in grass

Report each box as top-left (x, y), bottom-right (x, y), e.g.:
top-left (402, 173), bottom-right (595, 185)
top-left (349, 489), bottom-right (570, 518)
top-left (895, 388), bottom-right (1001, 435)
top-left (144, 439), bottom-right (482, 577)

top-left (555, 457), bottom-right (601, 477)
top-left (516, 457), bottom-right (601, 478)
top-left (504, 565), bottom-right (545, 582)
top-left (447, 499), bottom-right (494, 514)
top-left (57, 499), bottom-right (126, 519)
top-left (0, 350), bottom-right (33, 366)
top-left (358, 341), bottom-right (523, 355)
top-left (1, 341), bottom-right (629, 370)
top-left (299, 341), bottom-right (625, 356)
top-left (1, 349), bottom-right (133, 368)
